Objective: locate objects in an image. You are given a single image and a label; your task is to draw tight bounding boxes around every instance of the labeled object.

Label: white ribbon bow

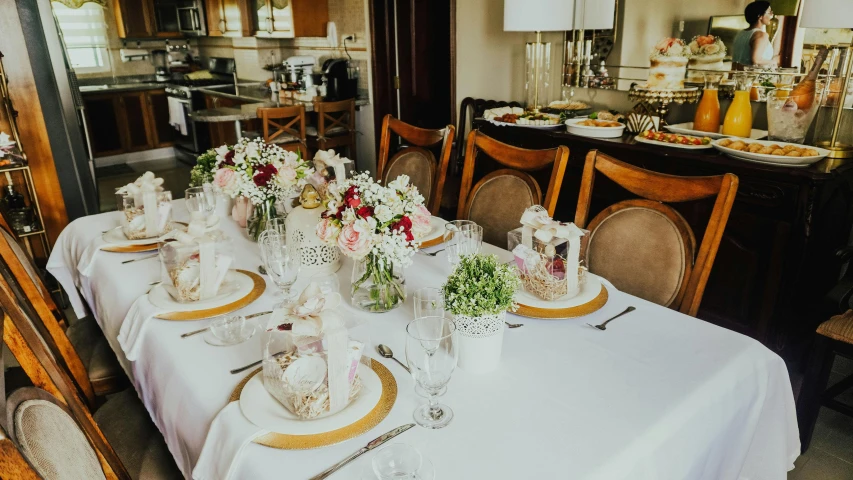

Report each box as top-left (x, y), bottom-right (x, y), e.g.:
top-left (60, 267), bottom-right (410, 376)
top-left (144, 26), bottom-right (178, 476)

top-left (169, 213), bottom-right (229, 301)
top-left (519, 205), bottom-right (584, 247)
top-left (270, 283), bottom-right (350, 411)
top-left (117, 172), bottom-right (167, 237)
top-left (314, 149), bottom-right (352, 181)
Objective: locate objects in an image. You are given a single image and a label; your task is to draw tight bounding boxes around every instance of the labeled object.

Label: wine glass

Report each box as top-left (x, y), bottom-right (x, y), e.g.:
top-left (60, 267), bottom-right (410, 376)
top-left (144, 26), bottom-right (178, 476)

top-left (443, 221), bottom-right (483, 267)
top-left (266, 217), bottom-right (287, 236)
top-left (311, 272), bottom-right (340, 295)
top-left (413, 287), bottom-right (443, 319)
top-left (259, 233), bottom-right (301, 303)
top-left (405, 316), bottom-right (458, 429)
top-left (185, 186), bottom-right (216, 216)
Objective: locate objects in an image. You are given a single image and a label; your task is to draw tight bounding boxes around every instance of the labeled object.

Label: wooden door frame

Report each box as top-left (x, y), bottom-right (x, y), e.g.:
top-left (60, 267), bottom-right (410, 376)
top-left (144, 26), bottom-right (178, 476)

top-left (368, 0), bottom-right (456, 153)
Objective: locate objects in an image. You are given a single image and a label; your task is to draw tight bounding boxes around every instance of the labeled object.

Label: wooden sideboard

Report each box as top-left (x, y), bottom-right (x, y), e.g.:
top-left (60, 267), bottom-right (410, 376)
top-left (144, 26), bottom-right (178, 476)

top-left (474, 120), bottom-right (853, 368)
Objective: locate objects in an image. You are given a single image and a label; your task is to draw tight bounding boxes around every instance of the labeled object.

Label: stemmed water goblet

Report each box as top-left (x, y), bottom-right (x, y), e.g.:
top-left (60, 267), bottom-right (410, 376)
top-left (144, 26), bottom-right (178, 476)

top-left (405, 315), bottom-right (458, 429)
top-left (259, 232), bottom-right (301, 304)
top-left (443, 221), bottom-right (483, 268)
top-left (184, 186), bottom-right (216, 216)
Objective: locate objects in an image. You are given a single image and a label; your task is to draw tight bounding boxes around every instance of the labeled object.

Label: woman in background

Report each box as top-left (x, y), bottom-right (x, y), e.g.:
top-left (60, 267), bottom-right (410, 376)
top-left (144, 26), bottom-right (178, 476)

top-left (732, 1), bottom-right (781, 68)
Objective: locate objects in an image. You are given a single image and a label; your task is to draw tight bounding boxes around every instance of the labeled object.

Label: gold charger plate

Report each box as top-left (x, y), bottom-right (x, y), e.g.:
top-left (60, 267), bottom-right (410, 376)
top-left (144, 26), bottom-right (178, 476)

top-left (155, 269), bottom-right (266, 321)
top-left (102, 243), bottom-right (158, 253)
top-left (515, 285), bottom-right (609, 319)
top-left (229, 360), bottom-right (398, 449)
top-left (419, 236), bottom-right (444, 249)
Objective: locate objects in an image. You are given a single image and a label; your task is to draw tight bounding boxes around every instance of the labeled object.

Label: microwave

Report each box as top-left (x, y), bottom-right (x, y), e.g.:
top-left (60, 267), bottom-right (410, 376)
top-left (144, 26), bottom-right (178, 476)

top-left (154, 0), bottom-right (207, 37)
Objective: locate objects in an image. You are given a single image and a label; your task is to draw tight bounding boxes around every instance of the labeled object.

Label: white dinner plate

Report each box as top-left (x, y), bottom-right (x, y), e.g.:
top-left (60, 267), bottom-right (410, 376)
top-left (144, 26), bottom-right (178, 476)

top-left (417, 216), bottom-right (448, 248)
top-left (102, 222), bottom-right (185, 246)
top-left (711, 138), bottom-right (829, 167)
top-left (665, 122), bottom-right (768, 140)
top-left (487, 119), bottom-right (563, 129)
top-left (565, 118), bottom-right (626, 138)
top-left (634, 135), bottom-right (714, 150)
top-left (515, 273), bottom-right (603, 310)
top-left (240, 362), bottom-right (383, 435)
top-left (149, 270), bottom-right (252, 311)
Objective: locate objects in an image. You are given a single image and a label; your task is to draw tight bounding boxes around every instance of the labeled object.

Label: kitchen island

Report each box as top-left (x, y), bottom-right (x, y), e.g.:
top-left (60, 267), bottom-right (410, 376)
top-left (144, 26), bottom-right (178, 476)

top-left (475, 119), bottom-right (853, 369)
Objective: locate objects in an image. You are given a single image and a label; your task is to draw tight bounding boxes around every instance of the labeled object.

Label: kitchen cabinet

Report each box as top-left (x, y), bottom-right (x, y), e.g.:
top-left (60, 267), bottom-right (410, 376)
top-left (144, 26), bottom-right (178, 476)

top-left (251, 0), bottom-right (328, 38)
top-left (113, 0), bottom-right (182, 38)
top-left (83, 88), bottom-right (171, 157)
top-left (205, 0), bottom-right (253, 37)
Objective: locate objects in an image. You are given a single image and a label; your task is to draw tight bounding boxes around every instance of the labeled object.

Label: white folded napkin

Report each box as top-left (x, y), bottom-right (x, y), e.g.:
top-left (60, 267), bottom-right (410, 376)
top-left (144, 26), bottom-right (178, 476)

top-left (76, 235), bottom-right (110, 278)
top-left (192, 402), bottom-right (268, 480)
top-left (117, 295), bottom-right (168, 362)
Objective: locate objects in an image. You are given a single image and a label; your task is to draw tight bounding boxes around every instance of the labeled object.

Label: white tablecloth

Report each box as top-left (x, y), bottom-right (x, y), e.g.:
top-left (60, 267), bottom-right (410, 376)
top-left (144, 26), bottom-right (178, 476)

top-left (47, 200), bottom-right (800, 480)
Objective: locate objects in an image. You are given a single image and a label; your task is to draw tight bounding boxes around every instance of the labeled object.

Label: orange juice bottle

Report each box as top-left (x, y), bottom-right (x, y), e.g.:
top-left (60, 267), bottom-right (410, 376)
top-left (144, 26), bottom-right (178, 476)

top-left (694, 73), bottom-right (722, 133)
top-left (722, 73), bottom-right (754, 138)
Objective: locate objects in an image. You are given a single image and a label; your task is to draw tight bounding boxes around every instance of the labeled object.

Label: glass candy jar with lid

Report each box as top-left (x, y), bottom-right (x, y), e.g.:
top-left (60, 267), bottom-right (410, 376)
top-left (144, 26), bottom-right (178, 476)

top-left (158, 220), bottom-right (233, 303)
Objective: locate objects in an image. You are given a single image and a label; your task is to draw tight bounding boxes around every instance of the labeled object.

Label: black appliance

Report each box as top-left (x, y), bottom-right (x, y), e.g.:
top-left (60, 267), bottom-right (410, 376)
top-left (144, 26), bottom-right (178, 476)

top-left (322, 59), bottom-right (358, 101)
top-left (154, 0), bottom-right (207, 37)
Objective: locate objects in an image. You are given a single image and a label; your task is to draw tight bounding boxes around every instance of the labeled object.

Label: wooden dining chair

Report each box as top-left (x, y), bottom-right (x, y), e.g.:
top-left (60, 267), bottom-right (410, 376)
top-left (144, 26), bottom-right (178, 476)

top-left (575, 150), bottom-right (739, 317)
top-left (0, 268), bottom-right (181, 480)
top-left (0, 227), bottom-right (126, 402)
top-left (457, 130), bottom-right (569, 247)
top-left (454, 97), bottom-right (522, 172)
top-left (257, 105), bottom-right (308, 158)
top-left (377, 114), bottom-right (456, 215)
top-left (306, 99), bottom-right (357, 163)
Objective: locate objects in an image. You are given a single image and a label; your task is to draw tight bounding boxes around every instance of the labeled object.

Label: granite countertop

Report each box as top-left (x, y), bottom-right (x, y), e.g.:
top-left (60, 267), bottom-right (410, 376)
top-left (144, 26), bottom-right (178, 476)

top-left (190, 86), bottom-right (370, 122)
top-left (77, 75), bottom-right (170, 94)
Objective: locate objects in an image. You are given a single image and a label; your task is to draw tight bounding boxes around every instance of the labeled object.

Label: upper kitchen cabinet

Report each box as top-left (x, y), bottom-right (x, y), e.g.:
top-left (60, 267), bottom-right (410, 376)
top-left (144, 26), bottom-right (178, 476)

top-left (113, 0), bottom-right (155, 38)
top-left (252, 0), bottom-right (328, 38)
top-left (113, 0), bottom-right (195, 38)
top-left (205, 0), bottom-right (252, 37)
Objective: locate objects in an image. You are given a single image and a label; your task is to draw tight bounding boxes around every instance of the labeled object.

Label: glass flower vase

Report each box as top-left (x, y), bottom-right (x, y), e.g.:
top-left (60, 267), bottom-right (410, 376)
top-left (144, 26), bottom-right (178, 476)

top-left (351, 255), bottom-right (406, 312)
top-left (247, 198), bottom-right (278, 241)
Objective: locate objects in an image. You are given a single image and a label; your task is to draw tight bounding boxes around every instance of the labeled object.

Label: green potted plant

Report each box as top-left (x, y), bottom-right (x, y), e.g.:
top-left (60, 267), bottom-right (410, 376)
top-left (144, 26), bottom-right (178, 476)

top-left (442, 254), bottom-right (521, 373)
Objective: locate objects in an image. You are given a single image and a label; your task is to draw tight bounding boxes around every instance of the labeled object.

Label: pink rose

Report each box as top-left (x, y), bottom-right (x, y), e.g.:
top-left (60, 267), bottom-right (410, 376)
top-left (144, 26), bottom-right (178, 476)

top-left (315, 218), bottom-right (341, 244)
top-left (411, 205), bottom-right (432, 238)
top-left (336, 223), bottom-right (372, 259)
top-left (278, 165), bottom-right (297, 186)
top-left (214, 168), bottom-right (237, 192)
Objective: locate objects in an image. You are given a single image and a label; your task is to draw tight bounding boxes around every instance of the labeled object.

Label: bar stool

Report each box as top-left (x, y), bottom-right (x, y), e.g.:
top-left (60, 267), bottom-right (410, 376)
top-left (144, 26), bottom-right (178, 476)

top-left (257, 105), bottom-right (307, 158)
top-left (798, 310), bottom-right (853, 451)
top-left (306, 99), bottom-right (356, 163)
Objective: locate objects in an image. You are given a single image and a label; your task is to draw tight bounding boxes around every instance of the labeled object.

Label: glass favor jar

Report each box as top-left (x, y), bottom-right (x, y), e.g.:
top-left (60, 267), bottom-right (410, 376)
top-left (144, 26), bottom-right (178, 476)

top-left (120, 191), bottom-right (173, 240)
top-left (260, 298), bottom-right (369, 419)
top-left (158, 232), bottom-right (233, 303)
top-left (508, 226), bottom-right (588, 301)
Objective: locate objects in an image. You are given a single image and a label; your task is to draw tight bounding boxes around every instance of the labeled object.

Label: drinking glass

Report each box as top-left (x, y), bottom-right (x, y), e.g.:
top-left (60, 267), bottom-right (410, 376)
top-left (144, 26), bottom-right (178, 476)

top-left (259, 233), bottom-right (301, 303)
top-left (311, 272), bottom-right (340, 295)
top-left (405, 316), bottom-right (458, 429)
top-left (208, 314), bottom-right (253, 345)
top-left (185, 186), bottom-right (216, 216)
top-left (414, 287), bottom-right (443, 319)
top-left (265, 217), bottom-right (287, 236)
top-left (443, 221), bottom-right (483, 267)
top-left (372, 444), bottom-right (423, 480)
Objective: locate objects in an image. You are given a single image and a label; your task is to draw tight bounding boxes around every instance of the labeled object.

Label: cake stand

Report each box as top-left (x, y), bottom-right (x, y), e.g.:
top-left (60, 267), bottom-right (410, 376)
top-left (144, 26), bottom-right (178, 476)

top-left (628, 86), bottom-right (701, 128)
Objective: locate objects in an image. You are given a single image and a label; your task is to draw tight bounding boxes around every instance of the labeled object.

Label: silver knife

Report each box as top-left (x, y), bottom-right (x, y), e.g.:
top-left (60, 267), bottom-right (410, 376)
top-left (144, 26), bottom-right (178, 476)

top-left (308, 424), bottom-right (416, 480)
top-left (180, 311), bottom-right (273, 338)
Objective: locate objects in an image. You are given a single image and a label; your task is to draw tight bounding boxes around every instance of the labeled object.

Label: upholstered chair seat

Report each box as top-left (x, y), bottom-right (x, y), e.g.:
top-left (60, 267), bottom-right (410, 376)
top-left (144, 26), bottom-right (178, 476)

top-left (465, 171), bottom-right (539, 247)
top-left (66, 317), bottom-right (124, 387)
top-left (382, 148), bottom-right (437, 207)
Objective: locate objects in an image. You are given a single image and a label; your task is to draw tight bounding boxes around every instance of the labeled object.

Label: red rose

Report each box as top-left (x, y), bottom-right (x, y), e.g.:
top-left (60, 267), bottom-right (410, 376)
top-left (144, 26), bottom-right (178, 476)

top-left (335, 205), bottom-right (346, 220)
top-left (219, 150), bottom-right (235, 167)
top-left (253, 163), bottom-right (278, 187)
top-left (357, 206), bottom-right (374, 218)
top-left (391, 216), bottom-right (412, 233)
top-left (344, 185), bottom-right (361, 208)
top-left (405, 230), bottom-right (414, 242)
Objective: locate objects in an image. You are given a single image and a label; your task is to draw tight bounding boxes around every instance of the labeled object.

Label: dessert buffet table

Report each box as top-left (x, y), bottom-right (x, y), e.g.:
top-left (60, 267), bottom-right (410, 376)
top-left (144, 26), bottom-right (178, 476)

top-left (47, 200), bottom-right (799, 479)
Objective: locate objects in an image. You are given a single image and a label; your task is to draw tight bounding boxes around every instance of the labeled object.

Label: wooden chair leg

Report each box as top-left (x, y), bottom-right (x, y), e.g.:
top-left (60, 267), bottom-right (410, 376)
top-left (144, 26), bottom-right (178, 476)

top-left (797, 334), bottom-right (835, 452)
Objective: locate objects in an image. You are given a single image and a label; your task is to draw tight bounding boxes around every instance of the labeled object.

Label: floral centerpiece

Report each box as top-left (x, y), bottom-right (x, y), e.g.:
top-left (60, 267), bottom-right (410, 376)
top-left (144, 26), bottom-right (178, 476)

top-left (211, 138), bottom-right (315, 240)
top-left (315, 172), bottom-right (432, 312)
top-left (443, 254), bottom-right (520, 373)
top-left (190, 148), bottom-right (219, 187)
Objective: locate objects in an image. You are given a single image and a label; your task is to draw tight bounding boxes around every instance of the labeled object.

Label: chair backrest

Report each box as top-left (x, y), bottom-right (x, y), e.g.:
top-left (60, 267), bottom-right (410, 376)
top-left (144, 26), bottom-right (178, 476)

top-left (0, 229), bottom-right (96, 407)
top-left (574, 150), bottom-right (739, 316)
top-left (378, 114), bottom-right (456, 215)
top-left (0, 272), bottom-right (128, 479)
top-left (458, 130), bottom-right (569, 247)
top-left (313, 99), bottom-right (356, 137)
top-left (454, 98), bottom-right (522, 171)
top-left (257, 105), bottom-right (307, 157)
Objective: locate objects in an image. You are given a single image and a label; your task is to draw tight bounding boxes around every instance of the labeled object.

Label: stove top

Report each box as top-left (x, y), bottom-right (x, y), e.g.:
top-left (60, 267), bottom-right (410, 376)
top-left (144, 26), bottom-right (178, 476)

top-left (168, 77), bottom-right (231, 88)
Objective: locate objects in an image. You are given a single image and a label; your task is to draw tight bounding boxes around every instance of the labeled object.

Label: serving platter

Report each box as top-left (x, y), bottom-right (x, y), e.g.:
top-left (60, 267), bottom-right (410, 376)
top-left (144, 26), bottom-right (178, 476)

top-left (565, 118), bottom-right (625, 138)
top-left (149, 269), bottom-right (265, 320)
top-left (418, 216), bottom-right (448, 249)
top-left (514, 273), bottom-right (609, 319)
top-left (487, 119), bottom-right (564, 129)
top-left (665, 122), bottom-right (768, 140)
top-left (635, 135), bottom-right (714, 150)
top-left (711, 138), bottom-right (828, 167)
top-left (229, 360), bottom-right (397, 449)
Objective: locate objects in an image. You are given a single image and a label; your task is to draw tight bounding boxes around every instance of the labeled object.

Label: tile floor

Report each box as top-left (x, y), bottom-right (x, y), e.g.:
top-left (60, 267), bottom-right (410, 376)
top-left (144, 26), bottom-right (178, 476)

top-left (96, 157), bottom-right (192, 212)
top-left (789, 357), bottom-right (853, 479)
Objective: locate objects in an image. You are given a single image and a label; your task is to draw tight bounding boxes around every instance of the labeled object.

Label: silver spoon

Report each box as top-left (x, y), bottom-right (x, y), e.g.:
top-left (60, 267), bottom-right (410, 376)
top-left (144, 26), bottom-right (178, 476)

top-left (416, 248), bottom-right (445, 257)
top-left (258, 265), bottom-right (267, 275)
top-left (122, 253), bottom-right (158, 264)
top-left (376, 344), bottom-right (410, 373)
top-left (587, 306), bottom-right (636, 331)
top-left (505, 321), bottom-right (523, 328)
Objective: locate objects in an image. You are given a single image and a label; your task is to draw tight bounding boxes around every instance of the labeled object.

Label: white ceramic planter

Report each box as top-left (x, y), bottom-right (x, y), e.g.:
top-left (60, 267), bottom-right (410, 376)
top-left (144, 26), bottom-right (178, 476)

top-left (454, 311), bottom-right (505, 373)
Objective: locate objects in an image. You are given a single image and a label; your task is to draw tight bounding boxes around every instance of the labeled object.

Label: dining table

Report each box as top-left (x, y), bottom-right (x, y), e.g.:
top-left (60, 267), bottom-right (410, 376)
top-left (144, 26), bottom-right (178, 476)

top-left (47, 199), bottom-right (800, 480)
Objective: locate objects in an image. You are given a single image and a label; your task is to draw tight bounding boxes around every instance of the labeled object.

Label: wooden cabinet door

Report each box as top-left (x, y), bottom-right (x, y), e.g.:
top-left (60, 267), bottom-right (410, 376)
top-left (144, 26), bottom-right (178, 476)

top-left (146, 90), bottom-right (175, 148)
top-left (291, 0), bottom-right (327, 37)
top-left (114, 0), bottom-right (155, 38)
top-left (119, 92), bottom-right (154, 152)
top-left (83, 95), bottom-right (124, 157)
top-left (206, 0), bottom-right (252, 37)
top-left (205, 0), bottom-right (226, 36)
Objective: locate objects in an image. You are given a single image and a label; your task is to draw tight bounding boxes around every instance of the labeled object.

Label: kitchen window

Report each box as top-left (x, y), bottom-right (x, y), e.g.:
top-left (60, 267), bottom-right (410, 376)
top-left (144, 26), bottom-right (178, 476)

top-left (52, 2), bottom-right (111, 73)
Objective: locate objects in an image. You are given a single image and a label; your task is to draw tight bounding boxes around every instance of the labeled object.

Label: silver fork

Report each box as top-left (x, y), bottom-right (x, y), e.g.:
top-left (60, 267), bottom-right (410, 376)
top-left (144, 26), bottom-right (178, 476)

top-left (505, 321), bottom-right (523, 328)
top-left (416, 248), bottom-right (445, 257)
top-left (587, 306), bottom-right (636, 331)
top-left (122, 253), bottom-right (158, 264)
